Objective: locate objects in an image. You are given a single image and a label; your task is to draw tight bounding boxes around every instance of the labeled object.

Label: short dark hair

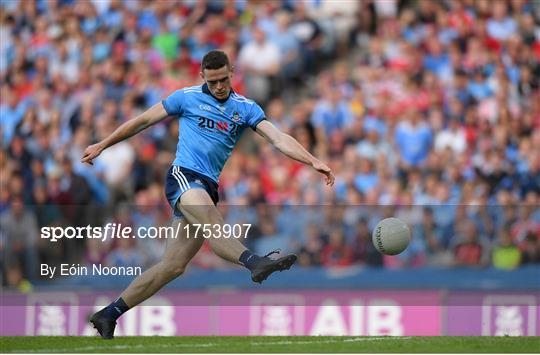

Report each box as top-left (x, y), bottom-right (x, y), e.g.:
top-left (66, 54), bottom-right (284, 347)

top-left (201, 50), bottom-right (230, 71)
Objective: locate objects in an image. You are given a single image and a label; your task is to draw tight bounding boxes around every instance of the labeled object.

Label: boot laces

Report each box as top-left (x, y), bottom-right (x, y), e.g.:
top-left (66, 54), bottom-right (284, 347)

top-left (264, 249), bottom-right (281, 258)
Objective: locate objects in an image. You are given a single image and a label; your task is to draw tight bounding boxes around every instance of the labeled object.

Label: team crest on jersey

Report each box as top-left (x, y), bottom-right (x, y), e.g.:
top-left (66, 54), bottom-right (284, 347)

top-left (232, 112), bottom-right (241, 122)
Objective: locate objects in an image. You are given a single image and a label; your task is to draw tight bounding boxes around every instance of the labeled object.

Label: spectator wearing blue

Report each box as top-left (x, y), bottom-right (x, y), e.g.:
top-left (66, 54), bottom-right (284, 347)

top-left (354, 159), bottom-right (379, 195)
top-left (105, 64), bottom-right (128, 103)
top-left (467, 70), bottom-right (494, 101)
top-left (80, 1), bottom-right (100, 35)
top-left (448, 71), bottom-right (473, 107)
top-left (363, 114), bottom-right (387, 137)
top-left (423, 36), bottom-right (451, 80)
top-left (271, 10), bottom-right (302, 79)
top-left (186, 25), bottom-right (217, 64)
top-left (138, 7), bottom-right (160, 36)
top-left (311, 87), bottom-right (354, 137)
top-left (106, 238), bottom-right (144, 269)
top-left (70, 128), bottom-right (109, 204)
top-left (99, 0), bottom-right (123, 30)
top-left (356, 125), bottom-right (395, 169)
top-left (394, 110), bottom-right (433, 167)
top-left (431, 182), bottom-right (458, 248)
top-left (416, 207), bottom-right (447, 262)
top-left (0, 90), bottom-right (28, 147)
top-left (486, 2), bottom-right (517, 41)
top-left (92, 28), bottom-right (112, 63)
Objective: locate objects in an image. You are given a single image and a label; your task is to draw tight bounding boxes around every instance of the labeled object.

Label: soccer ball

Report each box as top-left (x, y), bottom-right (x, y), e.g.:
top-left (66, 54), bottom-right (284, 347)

top-left (372, 217), bottom-right (411, 255)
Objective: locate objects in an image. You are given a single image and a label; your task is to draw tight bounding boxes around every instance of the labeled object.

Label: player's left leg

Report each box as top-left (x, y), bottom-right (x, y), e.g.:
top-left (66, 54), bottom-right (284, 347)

top-left (178, 188), bottom-right (297, 283)
top-left (90, 217), bottom-right (203, 339)
top-left (118, 217), bottom-right (204, 306)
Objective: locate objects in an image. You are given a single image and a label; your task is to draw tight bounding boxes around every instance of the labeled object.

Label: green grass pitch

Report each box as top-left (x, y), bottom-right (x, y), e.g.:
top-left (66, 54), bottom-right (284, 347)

top-left (1, 336), bottom-right (539, 353)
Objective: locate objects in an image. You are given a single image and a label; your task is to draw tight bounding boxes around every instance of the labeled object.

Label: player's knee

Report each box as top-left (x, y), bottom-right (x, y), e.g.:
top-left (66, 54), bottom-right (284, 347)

top-left (197, 206), bottom-right (223, 224)
top-left (204, 208), bottom-right (224, 225)
top-left (182, 203), bottom-right (222, 224)
top-left (161, 263), bottom-right (186, 279)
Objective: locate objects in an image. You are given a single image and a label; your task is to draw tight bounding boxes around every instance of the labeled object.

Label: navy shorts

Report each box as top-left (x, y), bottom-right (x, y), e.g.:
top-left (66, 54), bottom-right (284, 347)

top-left (165, 166), bottom-right (219, 217)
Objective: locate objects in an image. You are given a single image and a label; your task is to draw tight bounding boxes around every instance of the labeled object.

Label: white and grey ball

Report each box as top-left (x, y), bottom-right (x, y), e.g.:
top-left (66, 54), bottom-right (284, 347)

top-left (372, 217), bottom-right (411, 255)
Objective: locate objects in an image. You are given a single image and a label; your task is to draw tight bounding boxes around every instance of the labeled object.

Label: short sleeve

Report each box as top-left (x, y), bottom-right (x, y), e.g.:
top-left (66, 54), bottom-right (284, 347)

top-left (247, 102), bottom-right (266, 130)
top-left (162, 89), bottom-right (186, 116)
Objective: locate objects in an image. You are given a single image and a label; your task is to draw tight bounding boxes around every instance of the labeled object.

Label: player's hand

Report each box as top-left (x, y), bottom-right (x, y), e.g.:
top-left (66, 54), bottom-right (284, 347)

top-left (312, 160), bottom-right (335, 186)
top-left (81, 143), bottom-right (104, 165)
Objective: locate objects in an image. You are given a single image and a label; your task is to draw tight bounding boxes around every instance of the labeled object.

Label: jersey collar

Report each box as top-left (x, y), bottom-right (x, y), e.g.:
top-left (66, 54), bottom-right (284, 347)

top-left (202, 83), bottom-right (234, 103)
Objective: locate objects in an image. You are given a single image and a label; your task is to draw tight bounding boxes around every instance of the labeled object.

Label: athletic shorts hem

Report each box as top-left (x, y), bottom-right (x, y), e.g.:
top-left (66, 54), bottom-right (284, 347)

top-left (165, 166), bottom-right (219, 218)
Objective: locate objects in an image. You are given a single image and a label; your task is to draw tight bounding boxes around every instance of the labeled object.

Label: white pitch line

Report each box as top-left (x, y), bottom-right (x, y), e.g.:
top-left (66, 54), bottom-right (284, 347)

top-left (12, 342), bottom-right (218, 353)
top-left (250, 336), bottom-right (411, 346)
top-left (12, 336), bottom-right (411, 353)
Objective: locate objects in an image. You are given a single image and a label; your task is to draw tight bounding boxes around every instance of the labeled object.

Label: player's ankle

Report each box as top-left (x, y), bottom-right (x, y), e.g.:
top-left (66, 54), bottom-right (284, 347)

top-left (103, 297), bottom-right (130, 321)
top-left (238, 250), bottom-right (261, 271)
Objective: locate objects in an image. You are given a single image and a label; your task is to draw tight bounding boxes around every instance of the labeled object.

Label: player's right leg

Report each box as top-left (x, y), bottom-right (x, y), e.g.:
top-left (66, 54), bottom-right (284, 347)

top-left (178, 188), bottom-right (297, 283)
top-left (90, 217), bottom-right (202, 339)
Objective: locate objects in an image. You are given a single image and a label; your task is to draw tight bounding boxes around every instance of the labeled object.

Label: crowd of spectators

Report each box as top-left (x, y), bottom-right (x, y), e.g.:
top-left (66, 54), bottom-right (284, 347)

top-left (1, 0), bottom-right (539, 288)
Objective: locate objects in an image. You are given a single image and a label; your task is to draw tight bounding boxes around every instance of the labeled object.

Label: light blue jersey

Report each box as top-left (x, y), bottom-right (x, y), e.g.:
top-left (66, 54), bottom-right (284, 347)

top-left (162, 84), bottom-right (265, 183)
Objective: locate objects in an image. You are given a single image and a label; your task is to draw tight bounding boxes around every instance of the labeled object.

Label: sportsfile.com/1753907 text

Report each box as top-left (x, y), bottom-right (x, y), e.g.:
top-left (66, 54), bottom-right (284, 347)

top-left (40, 223), bottom-right (252, 242)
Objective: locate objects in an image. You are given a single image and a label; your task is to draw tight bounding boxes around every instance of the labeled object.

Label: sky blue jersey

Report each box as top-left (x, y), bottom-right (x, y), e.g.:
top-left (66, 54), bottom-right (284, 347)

top-left (162, 84), bottom-right (266, 183)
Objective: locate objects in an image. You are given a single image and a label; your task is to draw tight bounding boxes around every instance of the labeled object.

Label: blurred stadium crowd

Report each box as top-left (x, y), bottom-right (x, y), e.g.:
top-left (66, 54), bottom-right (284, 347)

top-left (1, 0), bottom-right (539, 288)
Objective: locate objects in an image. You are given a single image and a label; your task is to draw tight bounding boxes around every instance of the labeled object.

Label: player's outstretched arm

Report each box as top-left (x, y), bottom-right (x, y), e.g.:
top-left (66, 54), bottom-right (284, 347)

top-left (255, 120), bottom-right (335, 186)
top-left (81, 102), bottom-right (169, 165)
